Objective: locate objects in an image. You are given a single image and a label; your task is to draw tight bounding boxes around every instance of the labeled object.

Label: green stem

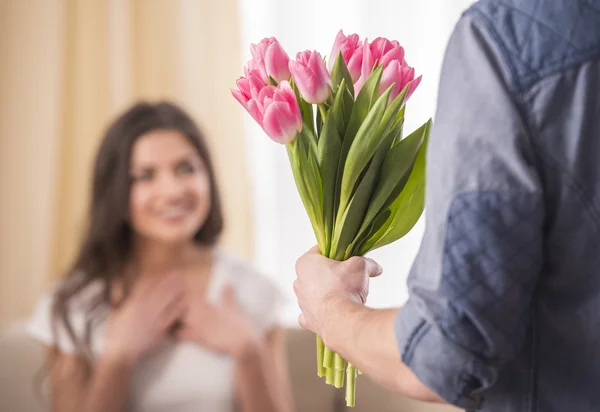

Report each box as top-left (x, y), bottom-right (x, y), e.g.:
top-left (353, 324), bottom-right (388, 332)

top-left (323, 347), bottom-right (334, 369)
top-left (334, 353), bottom-right (346, 388)
top-left (316, 335), bottom-right (326, 377)
top-left (318, 104), bottom-right (328, 124)
top-left (334, 352), bottom-right (345, 370)
top-left (346, 363), bottom-right (357, 407)
top-left (325, 366), bottom-right (335, 385)
top-left (334, 368), bottom-right (345, 388)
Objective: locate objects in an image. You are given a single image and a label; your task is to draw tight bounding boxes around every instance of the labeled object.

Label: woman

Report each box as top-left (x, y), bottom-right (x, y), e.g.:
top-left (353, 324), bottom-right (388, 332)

top-left (27, 102), bottom-right (293, 412)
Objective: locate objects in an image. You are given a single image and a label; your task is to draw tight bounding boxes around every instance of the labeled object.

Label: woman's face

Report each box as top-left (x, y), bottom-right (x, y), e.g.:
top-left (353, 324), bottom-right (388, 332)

top-left (128, 129), bottom-right (211, 245)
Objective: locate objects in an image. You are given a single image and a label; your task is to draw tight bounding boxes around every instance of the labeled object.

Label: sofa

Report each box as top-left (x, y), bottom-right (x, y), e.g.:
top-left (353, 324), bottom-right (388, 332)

top-left (0, 323), bottom-right (460, 412)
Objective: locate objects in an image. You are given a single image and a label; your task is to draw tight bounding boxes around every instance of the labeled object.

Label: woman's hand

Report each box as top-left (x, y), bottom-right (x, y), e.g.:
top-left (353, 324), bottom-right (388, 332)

top-left (176, 285), bottom-right (261, 360)
top-left (104, 271), bottom-right (187, 365)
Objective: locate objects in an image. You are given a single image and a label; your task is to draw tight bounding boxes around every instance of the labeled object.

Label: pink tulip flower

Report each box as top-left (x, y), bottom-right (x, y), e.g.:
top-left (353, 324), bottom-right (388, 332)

top-left (328, 30), bottom-right (363, 82)
top-left (289, 50), bottom-right (332, 104)
top-left (249, 37), bottom-right (291, 83)
top-left (354, 37), bottom-right (421, 103)
top-left (379, 61), bottom-right (422, 103)
top-left (232, 77), bottom-right (302, 144)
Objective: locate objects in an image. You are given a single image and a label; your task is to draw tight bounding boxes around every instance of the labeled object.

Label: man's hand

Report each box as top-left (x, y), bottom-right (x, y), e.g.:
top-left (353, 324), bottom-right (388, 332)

top-left (293, 246), bottom-right (383, 341)
top-left (294, 246), bottom-right (444, 404)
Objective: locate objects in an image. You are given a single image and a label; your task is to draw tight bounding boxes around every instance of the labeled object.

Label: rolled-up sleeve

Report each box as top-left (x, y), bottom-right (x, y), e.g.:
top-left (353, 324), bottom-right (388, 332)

top-left (395, 13), bottom-right (544, 409)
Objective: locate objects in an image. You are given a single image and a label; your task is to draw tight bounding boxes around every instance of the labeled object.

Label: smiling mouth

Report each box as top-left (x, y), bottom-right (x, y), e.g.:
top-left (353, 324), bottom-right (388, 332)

top-left (157, 205), bottom-right (195, 222)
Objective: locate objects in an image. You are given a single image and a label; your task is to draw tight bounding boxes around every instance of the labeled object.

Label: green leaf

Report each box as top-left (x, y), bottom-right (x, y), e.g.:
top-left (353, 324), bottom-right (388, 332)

top-left (331, 65), bottom-right (383, 228)
top-left (330, 52), bottom-right (355, 98)
top-left (372, 180), bottom-right (424, 251)
top-left (319, 80), bottom-right (345, 150)
top-left (356, 209), bottom-right (392, 255)
top-left (330, 187), bottom-right (373, 260)
top-left (355, 163), bottom-right (414, 255)
top-left (295, 131), bottom-right (322, 220)
top-left (301, 103), bottom-right (316, 139)
top-left (342, 65), bottom-right (383, 145)
top-left (316, 105), bottom-right (323, 137)
top-left (286, 140), bottom-right (325, 249)
top-left (391, 106), bottom-right (406, 146)
top-left (318, 80), bottom-right (345, 256)
top-left (358, 118), bottom-right (430, 235)
top-left (380, 157), bottom-right (414, 212)
top-left (364, 119), bottom-right (432, 253)
top-left (329, 114), bottom-right (397, 260)
top-left (338, 84), bottom-right (405, 218)
top-left (342, 86), bottom-right (354, 133)
top-left (306, 144), bottom-right (324, 215)
top-left (345, 208), bottom-right (391, 258)
top-left (330, 157), bottom-right (381, 260)
top-left (329, 81), bottom-right (348, 140)
top-left (338, 87), bottom-right (390, 200)
top-left (290, 78), bottom-right (317, 144)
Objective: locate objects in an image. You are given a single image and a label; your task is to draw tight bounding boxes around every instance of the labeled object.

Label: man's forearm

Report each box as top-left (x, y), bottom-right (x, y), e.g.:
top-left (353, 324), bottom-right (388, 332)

top-left (323, 299), bottom-right (443, 403)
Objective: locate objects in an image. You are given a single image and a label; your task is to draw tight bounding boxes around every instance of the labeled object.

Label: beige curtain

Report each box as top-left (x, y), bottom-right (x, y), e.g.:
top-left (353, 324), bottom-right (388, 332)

top-left (0, 0), bottom-right (251, 331)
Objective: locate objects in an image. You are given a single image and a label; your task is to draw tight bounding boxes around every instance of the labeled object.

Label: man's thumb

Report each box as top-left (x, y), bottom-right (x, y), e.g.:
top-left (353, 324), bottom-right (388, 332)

top-left (365, 257), bottom-right (383, 278)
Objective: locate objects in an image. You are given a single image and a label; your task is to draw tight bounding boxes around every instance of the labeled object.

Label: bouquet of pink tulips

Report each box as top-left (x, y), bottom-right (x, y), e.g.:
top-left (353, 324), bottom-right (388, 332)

top-left (232, 31), bottom-right (431, 407)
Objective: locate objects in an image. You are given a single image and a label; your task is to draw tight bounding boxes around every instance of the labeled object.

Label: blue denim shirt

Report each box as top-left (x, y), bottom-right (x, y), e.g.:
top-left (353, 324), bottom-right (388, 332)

top-left (394, 1), bottom-right (600, 410)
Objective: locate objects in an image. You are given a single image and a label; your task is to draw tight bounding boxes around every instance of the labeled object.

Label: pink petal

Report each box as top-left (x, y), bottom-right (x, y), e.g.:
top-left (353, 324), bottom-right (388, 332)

top-left (402, 65), bottom-right (416, 83)
top-left (347, 49), bottom-right (363, 83)
top-left (380, 46), bottom-right (405, 68)
top-left (379, 60), bottom-right (403, 100)
top-left (262, 101), bottom-right (299, 144)
top-left (257, 85), bottom-right (276, 102)
top-left (231, 88), bottom-right (248, 106)
top-left (289, 60), bottom-right (310, 95)
top-left (346, 34), bottom-right (362, 55)
top-left (328, 30), bottom-right (346, 71)
top-left (265, 41), bottom-right (291, 82)
top-left (354, 75), bottom-right (366, 96)
top-left (290, 60), bottom-right (321, 104)
top-left (245, 99), bottom-right (264, 126)
top-left (296, 50), bottom-right (312, 66)
top-left (308, 51), bottom-right (331, 86)
top-left (278, 81), bottom-right (303, 131)
top-left (235, 77), bottom-right (251, 99)
top-left (405, 75), bottom-right (422, 102)
top-left (369, 37), bottom-right (390, 60)
top-left (360, 39), bottom-right (374, 80)
top-left (232, 89), bottom-right (263, 126)
top-left (248, 71), bottom-right (267, 98)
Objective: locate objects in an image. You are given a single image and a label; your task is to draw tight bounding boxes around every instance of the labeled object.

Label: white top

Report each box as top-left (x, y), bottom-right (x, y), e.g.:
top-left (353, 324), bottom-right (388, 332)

top-left (27, 250), bottom-right (284, 412)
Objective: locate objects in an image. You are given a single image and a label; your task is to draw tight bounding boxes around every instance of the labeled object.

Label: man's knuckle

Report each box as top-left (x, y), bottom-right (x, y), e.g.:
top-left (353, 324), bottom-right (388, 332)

top-left (346, 256), bottom-right (367, 272)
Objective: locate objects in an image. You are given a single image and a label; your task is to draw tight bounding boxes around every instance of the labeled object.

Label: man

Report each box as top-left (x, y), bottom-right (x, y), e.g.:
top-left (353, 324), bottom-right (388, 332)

top-left (294, 0), bottom-right (600, 410)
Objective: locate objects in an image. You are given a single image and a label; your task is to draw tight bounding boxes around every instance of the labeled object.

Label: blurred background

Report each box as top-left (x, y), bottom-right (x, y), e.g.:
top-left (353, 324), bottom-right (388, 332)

top-left (0, 0), bottom-right (473, 410)
top-left (0, 0), bottom-right (474, 332)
